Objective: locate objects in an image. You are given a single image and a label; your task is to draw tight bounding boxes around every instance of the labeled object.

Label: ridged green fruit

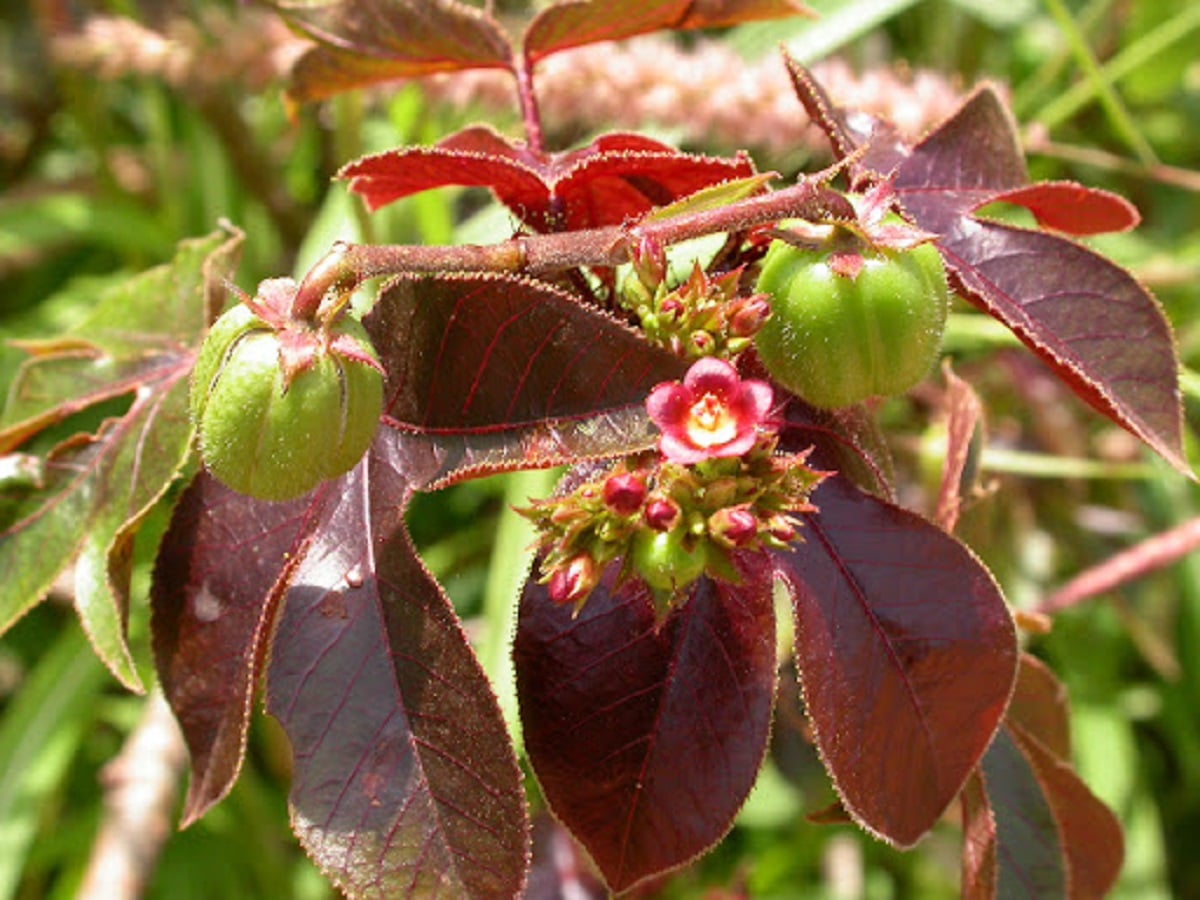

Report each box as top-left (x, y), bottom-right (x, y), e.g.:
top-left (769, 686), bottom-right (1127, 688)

top-left (190, 304), bottom-right (383, 501)
top-left (754, 237), bottom-right (949, 409)
top-left (630, 527), bottom-right (707, 593)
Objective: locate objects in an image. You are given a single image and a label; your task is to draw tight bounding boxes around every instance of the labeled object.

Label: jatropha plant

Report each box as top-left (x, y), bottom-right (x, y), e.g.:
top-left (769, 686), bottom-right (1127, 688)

top-left (0, 1), bottom-right (1180, 896)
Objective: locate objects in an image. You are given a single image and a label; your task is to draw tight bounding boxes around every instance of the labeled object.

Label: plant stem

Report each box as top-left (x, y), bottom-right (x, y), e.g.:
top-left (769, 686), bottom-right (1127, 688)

top-left (513, 53), bottom-right (545, 153)
top-left (292, 174), bottom-right (840, 315)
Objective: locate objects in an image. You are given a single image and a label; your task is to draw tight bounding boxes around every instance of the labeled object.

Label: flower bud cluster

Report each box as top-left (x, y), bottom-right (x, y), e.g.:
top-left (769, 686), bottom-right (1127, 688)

top-left (518, 435), bottom-right (826, 612)
top-left (620, 251), bottom-right (771, 361)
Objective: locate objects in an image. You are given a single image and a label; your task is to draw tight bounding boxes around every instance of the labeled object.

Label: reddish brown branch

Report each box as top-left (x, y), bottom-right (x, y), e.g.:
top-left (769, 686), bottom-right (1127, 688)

top-left (293, 174), bottom-right (839, 316)
top-left (78, 692), bottom-right (188, 900)
top-left (1038, 515), bottom-right (1200, 615)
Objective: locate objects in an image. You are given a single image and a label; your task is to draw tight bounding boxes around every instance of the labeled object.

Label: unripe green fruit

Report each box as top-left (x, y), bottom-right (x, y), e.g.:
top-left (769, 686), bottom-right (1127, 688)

top-left (630, 527), bottom-right (707, 593)
top-left (190, 304), bottom-right (383, 501)
top-left (754, 235), bottom-right (949, 409)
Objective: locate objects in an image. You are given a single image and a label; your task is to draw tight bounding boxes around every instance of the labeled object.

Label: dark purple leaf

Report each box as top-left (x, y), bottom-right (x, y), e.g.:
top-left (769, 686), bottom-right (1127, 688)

top-left (151, 472), bottom-right (314, 824)
top-left (974, 721), bottom-right (1124, 898)
top-left (774, 475), bottom-right (1017, 848)
top-left (342, 127), bottom-right (756, 233)
top-left (368, 272), bottom-right (685, 489)
top-left (786, 60), bottom-right (1188, 474)
top-left (514, 552), bottom-right (777, 893)
top-left (980, 728), bottom-right (1066, 897)
top-left (524, 0), bottom-right (812, 64)
top-left (272, 0), bottom-right (513, 104)
top-left (265, 439), bottom-right (528, 898)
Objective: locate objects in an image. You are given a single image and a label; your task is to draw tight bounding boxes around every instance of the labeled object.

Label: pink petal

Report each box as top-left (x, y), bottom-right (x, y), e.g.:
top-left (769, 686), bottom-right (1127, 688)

top-left (646, 381), bottom-right (694, 430)
top-left (681, 356), bottom-right (740, 395)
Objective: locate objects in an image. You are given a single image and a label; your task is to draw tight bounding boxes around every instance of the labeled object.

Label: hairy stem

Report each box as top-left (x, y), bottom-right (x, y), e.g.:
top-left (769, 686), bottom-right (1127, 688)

top-left (293, 173), bottom-right (843, 315)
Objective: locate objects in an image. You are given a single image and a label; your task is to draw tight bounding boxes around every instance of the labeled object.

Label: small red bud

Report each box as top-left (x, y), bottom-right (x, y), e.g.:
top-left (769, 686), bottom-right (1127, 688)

top-left (547, 554), bottom-right (599, 605)
top-left (726, 294), bottom-right (771, 338)
top-left (603, 472), bottom-right (646, 516)
top-left (633, 235), bottom-right (668, 288)
top-left (658, 296), bottom-right (686, 320)
top-left (765, 515), bottom-right (798, 544)
top-left (643, 496), bottom-right (681, 532)
top-left (689, 331), bottom-right (716, 355)
top-left (708, 506), bottom-right (759, 547)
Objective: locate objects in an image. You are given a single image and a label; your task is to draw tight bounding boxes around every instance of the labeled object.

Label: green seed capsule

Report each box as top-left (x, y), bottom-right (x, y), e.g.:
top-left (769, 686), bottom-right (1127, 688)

top-left (754, 233), bottom-right (949, 409)
top-left (190, 304), bottom-right (383, 501)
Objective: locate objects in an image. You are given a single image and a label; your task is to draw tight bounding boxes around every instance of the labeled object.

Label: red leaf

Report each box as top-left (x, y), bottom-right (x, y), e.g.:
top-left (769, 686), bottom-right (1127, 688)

top-left (514, 552), bottom-right (777, 892)
top-left (774, 475), bottom-right (1017, 847)
top-left (524, 0), bottom-right (812, 63)
top-left (271, 0), bottom-right (513, 104)
top-left (151, 473), bottom-right (312, 824)
top-left (264, 443), bottom-right (529, 898)
top-left (787, 61), bottom-right (1189, 476)
top-left (933, 363), bottom-right (983, 533)
top-left (1007, 654), bottom-right (1071, 762)
top-left (368, 272), bottom-right (685, 489)
top-left (342, 127), bottom-right (756, 232)
top-left (986, 183), bottom-right (1140, 236)
top-left (959, 772), bottom-right (997, 900)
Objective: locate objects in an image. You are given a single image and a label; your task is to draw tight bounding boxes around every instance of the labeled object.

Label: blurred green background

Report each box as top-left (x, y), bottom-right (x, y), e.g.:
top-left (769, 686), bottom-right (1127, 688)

top-left (2, 0), bottom-right (1199, 896)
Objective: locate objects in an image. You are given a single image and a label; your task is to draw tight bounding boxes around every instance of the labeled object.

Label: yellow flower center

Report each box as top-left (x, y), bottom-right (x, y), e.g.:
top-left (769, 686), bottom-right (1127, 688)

top-left (686, 393), bottom-right (737, 448)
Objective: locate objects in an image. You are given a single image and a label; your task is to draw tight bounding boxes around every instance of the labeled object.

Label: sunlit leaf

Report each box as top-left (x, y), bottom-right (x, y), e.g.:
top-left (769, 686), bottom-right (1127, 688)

top-left (524, 0), bottom-right (812, 63)
top-left (265, 440), bottom-right (528, 898)
top-left (0, 227), bottom-right (242, 662)
top-left (273, 0), bottom-right (513, 104)
top-left (342, 127), bottom-right (756, 233)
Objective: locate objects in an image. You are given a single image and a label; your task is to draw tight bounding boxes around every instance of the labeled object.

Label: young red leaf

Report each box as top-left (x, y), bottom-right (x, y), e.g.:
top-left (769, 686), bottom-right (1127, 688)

top-left (933, 363), bottom-right (983, 533)
top-left (985, 182), bottom-right (1140, 236)
top-left (342, 127), bottom-right (756, 233)
top-left (1007, 723), bottom-right (1124, 897)
top-left (774, 475), bottom-right (1017, 848)
top-left (514, 551), bottom-right (777, 893)
top-left (524, 0), bottom-right (812, 64)
top-left (959, 772), bottom-right (997, 900)
top-left (368, 272), bottom-right (686, 489)
top-left (151, 472), bottom-right (312, 824)
top-left (1006, 653), bottom-right (1072, 762)
top-left (264, 444), bottom-right (528, 898)
top-left (787, 59), bottom-right (1189, 476)
top-left (270, 0), bottom-right (513, 104)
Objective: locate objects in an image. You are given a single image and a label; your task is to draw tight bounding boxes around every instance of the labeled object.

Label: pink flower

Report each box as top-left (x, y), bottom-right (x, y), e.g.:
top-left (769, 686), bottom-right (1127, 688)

top-left (646, 357), bottom-right (773, 464)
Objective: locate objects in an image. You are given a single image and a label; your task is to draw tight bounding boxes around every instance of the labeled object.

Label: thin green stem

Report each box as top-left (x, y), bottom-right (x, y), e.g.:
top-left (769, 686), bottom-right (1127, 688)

top-left (1040, 0), bottom-right (1158, 165)
top-left (1035, 3), bottom-right (1200, 132)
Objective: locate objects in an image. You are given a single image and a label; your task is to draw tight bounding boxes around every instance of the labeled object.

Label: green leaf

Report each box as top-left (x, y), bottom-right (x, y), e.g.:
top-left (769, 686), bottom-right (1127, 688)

top-left (0, 627), bottom-right (106, 899)
top-left (0, 227), bottom-right (242, 675)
